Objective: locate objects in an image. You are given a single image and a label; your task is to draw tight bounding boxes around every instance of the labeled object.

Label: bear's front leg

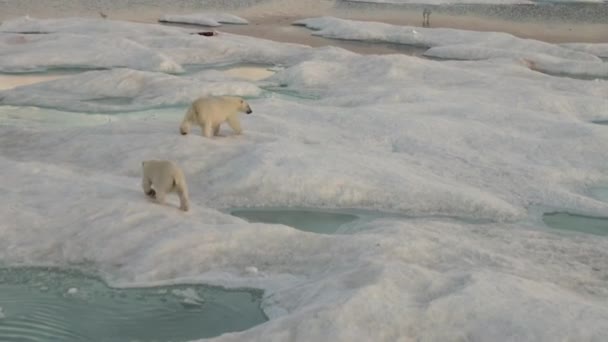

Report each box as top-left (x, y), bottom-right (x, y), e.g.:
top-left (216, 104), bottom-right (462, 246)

top-left (227, 117), bottom-right (242, 135)
top-left (202, 122), bottom-right (214, 138)
top-left (213, 124), bottom-right (221, 136)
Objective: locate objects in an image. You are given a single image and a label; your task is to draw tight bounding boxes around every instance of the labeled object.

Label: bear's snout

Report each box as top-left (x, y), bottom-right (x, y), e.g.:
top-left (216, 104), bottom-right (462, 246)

top-left (246, 109), bottom-right (252, 114)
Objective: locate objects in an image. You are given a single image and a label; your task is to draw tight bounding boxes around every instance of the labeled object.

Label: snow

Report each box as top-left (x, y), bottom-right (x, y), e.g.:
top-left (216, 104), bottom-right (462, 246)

top-left (295, 17), bottom-right (608, 79)
top-left (1, 16), bottom-right (608, 342)
top-left (0, 68), bottom-right (262, 112)
top-left (159, 13), bottom-right (249, 27)
top-left (0, 33), bottom-right (183, 73)
top-left (343, 0), bottom-right (602, 3)
top-left (344, 0), bottom-right (534, 4)
top-left (561, 43), bottom-right (608, 58)
top-left (424, 45), bottom-right (608, 78)
top-left (294, 17), bottom-right (600, 62)
top-left (0, 17), bottom-right (330, 73)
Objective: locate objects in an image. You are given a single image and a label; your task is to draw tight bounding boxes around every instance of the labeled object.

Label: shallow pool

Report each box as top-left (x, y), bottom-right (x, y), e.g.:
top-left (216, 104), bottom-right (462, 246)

top-left (0, 267), bottom-right (267, 342)
top-left (230, 208), bottom-right (360, 234)
top-left (543, 212), bottom-right (608, 236)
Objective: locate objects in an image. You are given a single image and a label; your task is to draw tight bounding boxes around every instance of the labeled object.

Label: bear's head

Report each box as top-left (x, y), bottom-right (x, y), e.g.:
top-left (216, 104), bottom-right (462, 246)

top-left (238, 98), bottom-right (253, 115)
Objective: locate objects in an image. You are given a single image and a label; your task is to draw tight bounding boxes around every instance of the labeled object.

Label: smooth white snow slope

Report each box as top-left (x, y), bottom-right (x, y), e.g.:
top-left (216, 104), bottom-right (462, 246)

top-left (1, 17), bottom-right (608, 342)
top-left (295, 17), bottom-right (608, 79)
top-left (159, 13), bottom-right (249, 27)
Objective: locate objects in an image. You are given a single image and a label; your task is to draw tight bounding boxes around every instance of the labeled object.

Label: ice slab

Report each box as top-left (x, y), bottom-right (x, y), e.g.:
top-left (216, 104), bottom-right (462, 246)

top-left (561, 43), bottom-right (608, 58)
top-left (0, 267), bottom-right (267, 341)
top-left (159, 13), bottom-right (249, 27)
top-left (0, 33), bottom-right (183, 73)
top-left (343, 0), bottom-right (534, 3)
top-left (294, 17), bottom-right (600, 62)
top-left (0, 68), bottom-right (261, 112)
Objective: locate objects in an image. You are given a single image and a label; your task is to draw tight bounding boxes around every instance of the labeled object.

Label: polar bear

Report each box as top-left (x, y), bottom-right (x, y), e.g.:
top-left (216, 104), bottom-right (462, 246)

top-left (141, 160), bottom-right (189, 211)
top-left (179, 96), bottom-right (252, 138)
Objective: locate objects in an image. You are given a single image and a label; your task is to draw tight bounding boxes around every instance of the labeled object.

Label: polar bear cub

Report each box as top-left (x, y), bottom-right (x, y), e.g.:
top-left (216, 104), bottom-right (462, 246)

top-left (141, 160), bottom-right (189, 211)
top-left (180, 96), bottom-right (252, 138)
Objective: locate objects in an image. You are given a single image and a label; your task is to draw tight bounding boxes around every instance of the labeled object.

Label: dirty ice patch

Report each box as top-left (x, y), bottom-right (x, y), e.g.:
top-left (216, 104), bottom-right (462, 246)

top-left (0, 68), bottom-right (261, 112)
top-left (159, 13), bottom-right (249, 27)
top-left (0, 33), bottom-right (182, 73)
top-left (294, 17), bottom-right (601, 62)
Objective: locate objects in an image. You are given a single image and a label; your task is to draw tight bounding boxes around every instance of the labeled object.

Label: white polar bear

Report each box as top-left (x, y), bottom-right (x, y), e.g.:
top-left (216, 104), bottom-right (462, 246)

top-left (141, 160), bottom-right (190, 211)
top-left (179, 96), bottom-right (252, 138)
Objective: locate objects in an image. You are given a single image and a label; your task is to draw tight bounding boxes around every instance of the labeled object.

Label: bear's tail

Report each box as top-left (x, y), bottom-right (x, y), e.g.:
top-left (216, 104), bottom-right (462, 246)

top-left (180, 105), bottom-right (196, 135)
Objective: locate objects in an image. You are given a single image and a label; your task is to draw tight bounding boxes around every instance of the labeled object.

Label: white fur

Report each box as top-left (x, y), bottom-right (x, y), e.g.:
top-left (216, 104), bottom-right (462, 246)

top-left (179, 96), bottom-right (252, 138)
top-left (141, 160), bottom-right (189, 211)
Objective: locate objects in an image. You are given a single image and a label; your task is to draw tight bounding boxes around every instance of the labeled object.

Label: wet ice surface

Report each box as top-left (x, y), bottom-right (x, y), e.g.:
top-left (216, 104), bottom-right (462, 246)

top-left (230, 208), bottom-right (360, 234)
top-left (0, 267), bottom-right (267, 342)
top-left (1, 15), bottom-right (608, 342)
top-left (543, 212), bottom-right (608, 236)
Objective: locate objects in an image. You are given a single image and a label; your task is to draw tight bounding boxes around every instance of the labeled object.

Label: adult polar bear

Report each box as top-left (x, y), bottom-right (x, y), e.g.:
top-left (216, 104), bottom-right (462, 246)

top-left (180, 96), bottom-right (252, 137)
top-left (142, 160), bottom-right (190, 211)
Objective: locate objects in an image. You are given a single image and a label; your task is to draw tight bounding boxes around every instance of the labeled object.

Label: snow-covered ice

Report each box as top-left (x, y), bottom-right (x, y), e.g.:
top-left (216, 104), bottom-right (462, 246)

top-left (0, 68), bottom-right (262, 112)
top-left (1, 16), bottom-right (608, 342)
top-left (159, 13), bottom-right (249, 27)
top-left (561, 42), bottom-right (608, 58)
top-left (344, 0), bottom-right (534, 4)
top-left (295, 17), bottom-right (608, 79)
top-left (343, 0), bottom-right (604, 3)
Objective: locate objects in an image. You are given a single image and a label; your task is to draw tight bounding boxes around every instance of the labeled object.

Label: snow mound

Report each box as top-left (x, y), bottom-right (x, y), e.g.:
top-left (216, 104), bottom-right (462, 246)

top-left (159, 13), bottom-right (249, 27)
top-left (0, 68), bottom-right (261, 112)
top-left (424, 45), bottom-right (608, 79)
top-left (561, 43), bottom-right (608, 58)
top-left (0, 16), bottom-right (186, 36)
top-left (0, 33), bottom-right (182, 73)
top-left (294, 17), bottom-right (601, 62)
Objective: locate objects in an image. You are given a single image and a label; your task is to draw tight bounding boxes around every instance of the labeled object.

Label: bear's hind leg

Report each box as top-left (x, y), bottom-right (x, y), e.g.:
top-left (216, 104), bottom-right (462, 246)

top-left (213, 123), bottom-right (221, 136)
top-left (142, 177), bottom-right (156, 198)
top-left (175, 180), bottom-right (190, 211)
top-left (154, 191), bottom-right (167, 204)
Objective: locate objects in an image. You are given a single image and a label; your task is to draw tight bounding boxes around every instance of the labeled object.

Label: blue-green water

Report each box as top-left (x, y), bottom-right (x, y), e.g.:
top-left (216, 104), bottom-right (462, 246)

top-left (230, 208), bottom-right (359, 234)
top-left (0, 267), bottom-right (267, 342)
top-left (543, 212), bottom-right (608, 236)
